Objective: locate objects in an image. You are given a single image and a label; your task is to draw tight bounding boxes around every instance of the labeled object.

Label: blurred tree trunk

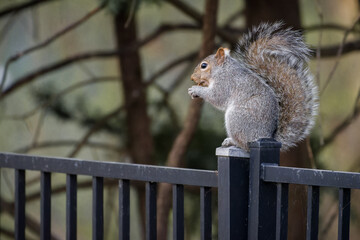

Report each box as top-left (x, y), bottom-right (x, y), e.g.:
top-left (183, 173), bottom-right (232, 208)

top-left (114, 9), bottom-right (154, 238)
top-left (245, 0), bottom-right (301, 28)
top-left (156, 0), bottom-right (219, 239)
top-left (245, 0), bottom-right (309, 239)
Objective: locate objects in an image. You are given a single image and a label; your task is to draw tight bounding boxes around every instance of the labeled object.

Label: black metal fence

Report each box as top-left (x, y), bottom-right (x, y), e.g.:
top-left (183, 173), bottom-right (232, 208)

top-left (1, 138), bottom-right (360, 239)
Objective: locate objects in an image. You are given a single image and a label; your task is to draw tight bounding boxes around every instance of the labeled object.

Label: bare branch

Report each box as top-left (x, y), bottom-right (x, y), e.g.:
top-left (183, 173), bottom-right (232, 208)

top-left (322, 89), bottom-right (360, 149)
top-left (305, 23), bottom-right (360, 33)
top-left (223, 9), bottom-right (245, 27)
top-left (31, 110), bottom-right (47, 148)
top-left (315, 39), bottom-right (360, 57)
top-left (0, 2), bottom-right (106, 91)
top-left (165, 0), bottom-right (237, 44)
top-left (320, 14), bottom-right (360, 95)
top-left (0, 0), bottom-right (57, 18)
top-left (67, 106), bottom-right (124, 158)
top-left (314, 0), bottom-right (324, 86)
top-left (0, 22), bottom-right (198, 101)
top-left (144, 51), bottom-right (198, 87)
top-left (0, 50), bottom-right (120, 100)
top-left (139, 23), bottom-right (200, 46)
top-left (7, 76), bottom-right (118, 120)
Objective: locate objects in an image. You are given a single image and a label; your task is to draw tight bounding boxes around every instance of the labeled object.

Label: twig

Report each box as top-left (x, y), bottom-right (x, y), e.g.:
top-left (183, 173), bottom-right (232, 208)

top-left (0, 2), bottom-right (106, 91)
top-left (0, 22), bottom-right (198, 100)
top-left (0, 0), bottom-right (57, 18)
top-left (0, 50), bottom-right (120, 100)
top-left (322, 87), bottom-right (360, 149)
top-left (223, 9), bottom-right (245, 27)
top-left (306, 23), bottom-right (360, 33)
top-left (314, 0), bottom-right (324, 86)
top-left (137, 23), bottom-right (200, 47)
top-left (313, 0), bottom-right (325, 148)
top-left (311, 39), bottom-right (360, 57)
top-left (31, 110), bottom-right (47, 148)
top-left (320, 14), bottom-right (360, 96)
top-left (67, 106), bottom-right (124, 158)
top-left (165, 0), bottom-right (237, 44)
top-left (144, 51), bottom-right (198, 87)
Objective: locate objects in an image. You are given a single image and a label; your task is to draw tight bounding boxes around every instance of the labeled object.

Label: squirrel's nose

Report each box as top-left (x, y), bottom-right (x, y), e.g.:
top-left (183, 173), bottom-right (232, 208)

top-left (190, 74), bottom-right (196, 82)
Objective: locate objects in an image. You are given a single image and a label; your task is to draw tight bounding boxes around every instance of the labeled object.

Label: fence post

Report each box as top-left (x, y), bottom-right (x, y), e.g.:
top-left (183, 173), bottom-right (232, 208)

top-left (248, 138), bottom-right (281, 239)
top-left (217, 146), bottom-right (250, 240)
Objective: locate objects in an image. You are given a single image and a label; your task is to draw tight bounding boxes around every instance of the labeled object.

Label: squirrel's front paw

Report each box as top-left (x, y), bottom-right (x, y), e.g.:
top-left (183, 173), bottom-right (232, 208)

top-left (188, 86), bottom-right (200, 99)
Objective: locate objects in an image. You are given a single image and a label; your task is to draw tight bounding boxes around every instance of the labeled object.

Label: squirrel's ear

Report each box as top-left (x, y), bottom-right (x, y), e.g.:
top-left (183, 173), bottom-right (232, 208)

top-left (215, 47), bottom-right (230, 65)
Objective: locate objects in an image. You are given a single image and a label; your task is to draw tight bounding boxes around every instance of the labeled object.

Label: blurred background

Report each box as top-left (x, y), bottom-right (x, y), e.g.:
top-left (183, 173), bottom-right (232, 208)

top-left (0, 0), bottom-right (359, 239)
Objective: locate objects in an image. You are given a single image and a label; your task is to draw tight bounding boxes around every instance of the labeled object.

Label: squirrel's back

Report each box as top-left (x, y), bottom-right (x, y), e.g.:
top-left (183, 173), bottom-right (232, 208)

top-left (236, 22), bottom-right (318, 150)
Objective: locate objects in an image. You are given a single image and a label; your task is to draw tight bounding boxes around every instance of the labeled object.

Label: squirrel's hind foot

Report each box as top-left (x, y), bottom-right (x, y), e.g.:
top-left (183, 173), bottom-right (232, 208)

top-left (221, 138), bottom-right (236, 147)
top-left (222, 138), bottom-right (249, 152)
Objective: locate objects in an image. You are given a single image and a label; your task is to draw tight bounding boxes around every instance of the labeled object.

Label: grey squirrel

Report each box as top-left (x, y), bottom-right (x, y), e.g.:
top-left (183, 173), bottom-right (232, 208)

top-left (188, 22), bottom-right (318, 151)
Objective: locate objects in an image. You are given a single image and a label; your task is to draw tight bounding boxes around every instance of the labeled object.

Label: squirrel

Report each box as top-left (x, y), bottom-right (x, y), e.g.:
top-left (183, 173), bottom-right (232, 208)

top-left (188, 22), bottom-right (318, 151)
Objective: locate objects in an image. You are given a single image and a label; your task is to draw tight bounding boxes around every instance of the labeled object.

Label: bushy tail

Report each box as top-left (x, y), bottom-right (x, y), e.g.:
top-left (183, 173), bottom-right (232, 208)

top-left (236, 22), bottom-right (318, 150)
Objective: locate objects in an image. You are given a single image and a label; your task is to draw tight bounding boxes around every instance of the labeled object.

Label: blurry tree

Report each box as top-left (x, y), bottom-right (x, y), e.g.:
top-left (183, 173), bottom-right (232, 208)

top-left (0, 0), bottom-right (359, 239)
top-left (245, 0), bottom-right (309, 239)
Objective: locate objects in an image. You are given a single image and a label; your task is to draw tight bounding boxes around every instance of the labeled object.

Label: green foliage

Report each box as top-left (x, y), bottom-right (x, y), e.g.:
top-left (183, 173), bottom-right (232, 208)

top-left (32, 85), bottom-right (126, 135)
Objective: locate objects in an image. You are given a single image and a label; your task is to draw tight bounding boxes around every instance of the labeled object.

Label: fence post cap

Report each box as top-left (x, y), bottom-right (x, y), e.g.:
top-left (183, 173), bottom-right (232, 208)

top-left (216, 146), bottom-right (250, 158)
top-left (248, 138), bottom-right (282, 149)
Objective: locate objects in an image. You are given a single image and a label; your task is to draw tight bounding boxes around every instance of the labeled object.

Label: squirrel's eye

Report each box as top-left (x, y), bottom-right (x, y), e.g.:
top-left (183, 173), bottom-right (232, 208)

top-left (200, 62), bottom-right (208, 69)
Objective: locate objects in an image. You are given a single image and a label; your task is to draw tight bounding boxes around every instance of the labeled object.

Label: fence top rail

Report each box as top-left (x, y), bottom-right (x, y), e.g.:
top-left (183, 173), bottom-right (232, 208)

top-left (0, 152), bottom-right (218, 187)
top-left (262, 164), bottom-right (360, 189)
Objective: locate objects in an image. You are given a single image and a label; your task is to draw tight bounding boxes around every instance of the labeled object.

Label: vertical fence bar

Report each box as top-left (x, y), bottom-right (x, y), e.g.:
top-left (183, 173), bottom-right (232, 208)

top-left (0, 167), bottom-right (1, 229)
top-left (41, 171), bottom-right (51, 240)
top-left (306, 185), bottom-right (319, 240)
top-left (276, 183), bottom-right (288, 240)
top-left (93, 177), bottom-right (104, 240)
top-left (173, 184), bottom-right (184, 240)
top-left (338, 188), bottom-right (351, 240)
top-left (119, 179), bottom-right (130, 240)
top-left (248, 138), bottom-right (281, 240)
top-left (217, 146), bottom-right (250, 240)
top-left (146, 182), bottom-right (157, 240)
top-left (200, 187), bottom-right (212, 240)
top-left (66, 174), bottom-right (77, 240)
top-left (15, 169), bottom-right (25, 240)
